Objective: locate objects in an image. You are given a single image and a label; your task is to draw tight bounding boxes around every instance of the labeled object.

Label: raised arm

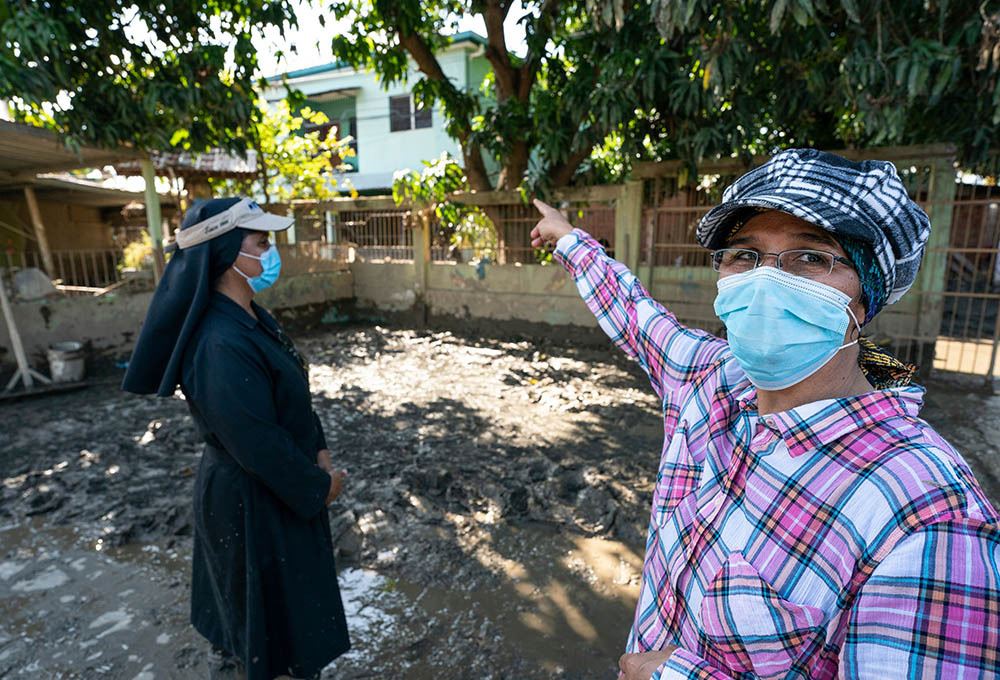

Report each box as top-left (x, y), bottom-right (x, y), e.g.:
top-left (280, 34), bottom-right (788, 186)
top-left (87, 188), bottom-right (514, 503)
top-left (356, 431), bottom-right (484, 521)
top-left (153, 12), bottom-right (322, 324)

top-left (532, 199), bottom-right (729, 401)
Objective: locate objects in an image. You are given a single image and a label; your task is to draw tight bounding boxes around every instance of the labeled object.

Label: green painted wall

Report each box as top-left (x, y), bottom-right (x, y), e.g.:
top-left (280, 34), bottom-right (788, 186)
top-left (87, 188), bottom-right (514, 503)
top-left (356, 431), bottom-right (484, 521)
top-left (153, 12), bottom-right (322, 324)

top-left (298, 97), bottom-right (359, 171)
top-left (467, 53), bottom-right (491, 92)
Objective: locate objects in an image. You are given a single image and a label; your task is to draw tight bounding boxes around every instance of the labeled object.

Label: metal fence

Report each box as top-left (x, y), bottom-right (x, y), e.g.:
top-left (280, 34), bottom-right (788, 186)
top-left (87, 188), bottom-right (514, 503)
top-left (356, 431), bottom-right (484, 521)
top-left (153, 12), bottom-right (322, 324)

top-left (930, 180), bottom-right (1000, 379)
top-left (328, 209), bottom-right (413, 261)
top-left (2, 248), bottom-right (124, 289)
top-left (456, 197), bottom-right (616, 264)
top-left (242, 147), bottom-right (1000, 385)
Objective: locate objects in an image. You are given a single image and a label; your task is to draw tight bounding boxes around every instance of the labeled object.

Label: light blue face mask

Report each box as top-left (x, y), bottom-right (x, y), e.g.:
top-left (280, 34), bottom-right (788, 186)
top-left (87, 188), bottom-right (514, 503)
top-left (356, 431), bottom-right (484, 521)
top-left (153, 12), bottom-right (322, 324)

top-left (233, 246), bottom-right (281, 293)
top-left (714, 267), bottom-right (861, 391)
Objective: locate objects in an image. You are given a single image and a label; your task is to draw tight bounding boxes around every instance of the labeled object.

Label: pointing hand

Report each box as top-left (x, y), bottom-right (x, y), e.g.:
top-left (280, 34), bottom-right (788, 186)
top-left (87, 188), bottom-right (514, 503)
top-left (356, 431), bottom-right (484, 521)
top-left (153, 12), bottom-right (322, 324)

top-left (530, 199), bottom-right (573, 249)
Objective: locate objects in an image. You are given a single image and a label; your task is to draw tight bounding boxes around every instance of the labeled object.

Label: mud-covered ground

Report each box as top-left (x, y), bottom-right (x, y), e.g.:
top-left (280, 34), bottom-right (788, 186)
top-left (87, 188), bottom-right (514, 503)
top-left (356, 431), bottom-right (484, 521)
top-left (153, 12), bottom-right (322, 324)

top-left (1, 322), bottom-right (998, 679)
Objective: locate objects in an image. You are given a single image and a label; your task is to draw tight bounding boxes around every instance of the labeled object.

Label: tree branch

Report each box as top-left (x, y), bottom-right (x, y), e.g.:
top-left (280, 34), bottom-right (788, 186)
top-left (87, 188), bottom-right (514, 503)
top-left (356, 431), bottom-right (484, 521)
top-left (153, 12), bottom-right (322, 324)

top-left (518, 0), bottom-right (561, 101)
top-left (396, 28), bottom-right (493, 190)
top-left (549, 144), bottom-right (596, 188)
top-left (483, 0), bottom-right (517, 100)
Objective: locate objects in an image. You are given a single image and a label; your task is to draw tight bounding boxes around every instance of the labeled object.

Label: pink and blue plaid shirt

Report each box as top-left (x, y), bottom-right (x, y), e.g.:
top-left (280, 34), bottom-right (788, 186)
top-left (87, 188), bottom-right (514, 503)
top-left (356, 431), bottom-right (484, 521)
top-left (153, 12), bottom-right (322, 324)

top-left (555, 229), bottom-right (1000, 680)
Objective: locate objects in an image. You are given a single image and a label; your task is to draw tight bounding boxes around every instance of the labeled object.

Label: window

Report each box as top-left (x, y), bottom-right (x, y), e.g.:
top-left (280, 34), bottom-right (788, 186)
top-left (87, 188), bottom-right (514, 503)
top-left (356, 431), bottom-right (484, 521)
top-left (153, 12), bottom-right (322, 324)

top-left (389, 94), bottom-right (432, 131)
top-left (389, 95), bottom-right (411, 132)
top-left (414, 104), bottom-right (432, 129)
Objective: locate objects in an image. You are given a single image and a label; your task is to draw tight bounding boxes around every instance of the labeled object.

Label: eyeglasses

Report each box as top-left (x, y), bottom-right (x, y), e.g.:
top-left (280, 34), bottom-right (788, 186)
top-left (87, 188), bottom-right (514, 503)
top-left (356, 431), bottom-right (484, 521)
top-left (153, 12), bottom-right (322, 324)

top-left (711, 248), bottom-right (855, 278)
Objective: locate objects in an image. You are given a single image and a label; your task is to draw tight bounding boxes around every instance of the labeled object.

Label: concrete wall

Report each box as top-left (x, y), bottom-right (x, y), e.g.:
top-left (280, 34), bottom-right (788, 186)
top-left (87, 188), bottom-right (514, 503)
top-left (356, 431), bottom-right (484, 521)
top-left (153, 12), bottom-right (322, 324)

top-left (0, 270), bottom-right (354, 373)
top-left (351, 262), bottom-right (420, 312)
top-left (348, 260), bottom-right (600, 329)
top-left (425, 262), bottom-right (596, 327)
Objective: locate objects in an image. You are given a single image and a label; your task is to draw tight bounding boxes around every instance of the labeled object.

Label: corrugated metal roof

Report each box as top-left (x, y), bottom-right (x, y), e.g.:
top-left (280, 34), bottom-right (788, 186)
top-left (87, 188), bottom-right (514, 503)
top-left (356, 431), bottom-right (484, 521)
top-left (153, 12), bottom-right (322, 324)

top-left (0, 175), bottom-right (177, 207)
top-left (114, 149), bottom-right (258, 179)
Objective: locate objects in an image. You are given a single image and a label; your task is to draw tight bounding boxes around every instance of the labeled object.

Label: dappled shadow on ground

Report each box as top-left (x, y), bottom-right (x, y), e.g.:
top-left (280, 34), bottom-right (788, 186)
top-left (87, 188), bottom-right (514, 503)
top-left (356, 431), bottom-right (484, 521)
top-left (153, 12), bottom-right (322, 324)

top-left (0, 322), bottom-right (663, 678)
top-left (3, 321), bottom-right (995, 678)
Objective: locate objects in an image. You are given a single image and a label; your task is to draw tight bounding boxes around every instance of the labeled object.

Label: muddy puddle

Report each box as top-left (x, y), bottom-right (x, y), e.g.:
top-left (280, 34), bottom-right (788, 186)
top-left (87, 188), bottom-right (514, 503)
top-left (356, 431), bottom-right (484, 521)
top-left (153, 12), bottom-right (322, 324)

top-left (0, 516), bottom-right (641, 678)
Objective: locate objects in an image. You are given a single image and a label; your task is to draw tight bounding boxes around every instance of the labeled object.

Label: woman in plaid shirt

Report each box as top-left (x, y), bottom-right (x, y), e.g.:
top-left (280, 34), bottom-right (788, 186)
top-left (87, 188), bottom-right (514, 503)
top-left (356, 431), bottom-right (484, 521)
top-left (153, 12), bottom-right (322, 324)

top-left (531, 149), bottom-right (1000, 680)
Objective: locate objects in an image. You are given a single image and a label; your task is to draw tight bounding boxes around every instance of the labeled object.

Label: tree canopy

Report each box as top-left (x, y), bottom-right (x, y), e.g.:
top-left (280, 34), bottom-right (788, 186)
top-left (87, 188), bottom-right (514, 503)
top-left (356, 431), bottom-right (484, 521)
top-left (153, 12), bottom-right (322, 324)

top-left (209, 99), bottom-right (356, 204)
top-left (327, 0), bottom-right (679, 191)
top-left (0, 0), bottom-right (297, 154)
top-left (592, 0), bottom-right (1000, 175)
top-left (2, 0), bottom-right (997, 187)
top-left (330, 0), bottom-right (999, 192)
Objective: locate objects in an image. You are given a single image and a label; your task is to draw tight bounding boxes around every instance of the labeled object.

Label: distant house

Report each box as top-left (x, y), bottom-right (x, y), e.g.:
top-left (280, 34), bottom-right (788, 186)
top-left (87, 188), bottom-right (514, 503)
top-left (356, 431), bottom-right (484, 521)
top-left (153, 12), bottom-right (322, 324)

top-left (0, 175), bottom-right (178, 288)
top-left (261, 31), bottom-right (490, 193)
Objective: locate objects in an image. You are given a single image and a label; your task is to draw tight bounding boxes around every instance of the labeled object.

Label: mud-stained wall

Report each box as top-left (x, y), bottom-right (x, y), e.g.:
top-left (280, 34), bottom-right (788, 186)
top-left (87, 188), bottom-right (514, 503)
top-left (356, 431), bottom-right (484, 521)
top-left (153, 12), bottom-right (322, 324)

top-left (351, 262), bottom-right (420, 312)
top-left (0, 271), bottom-right (354, 370)
top-left (349, 260), bottom-right (601, 328)
top-left (424, 262), bottom-right (596, 327)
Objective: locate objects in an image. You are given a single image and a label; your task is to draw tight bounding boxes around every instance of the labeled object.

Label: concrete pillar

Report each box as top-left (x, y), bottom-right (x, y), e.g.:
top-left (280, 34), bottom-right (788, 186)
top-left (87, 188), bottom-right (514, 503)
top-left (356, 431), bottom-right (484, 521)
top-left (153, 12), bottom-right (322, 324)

top-left (141, 159), bottom-right (165, 282)
top-left (413, 210), bottom-right (430, 297)
top-left (615, 180), bottom-right (643, 274)
top-left (913, 156), bottom-right (956, 371)
top-left (22, 185), bottom-right (55, 278)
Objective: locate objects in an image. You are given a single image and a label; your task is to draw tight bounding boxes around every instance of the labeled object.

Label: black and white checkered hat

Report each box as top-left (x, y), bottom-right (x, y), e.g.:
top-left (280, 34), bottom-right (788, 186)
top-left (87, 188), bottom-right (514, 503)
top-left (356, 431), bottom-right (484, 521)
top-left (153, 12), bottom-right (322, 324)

top-left (696, 148), bottom-right (931, 306)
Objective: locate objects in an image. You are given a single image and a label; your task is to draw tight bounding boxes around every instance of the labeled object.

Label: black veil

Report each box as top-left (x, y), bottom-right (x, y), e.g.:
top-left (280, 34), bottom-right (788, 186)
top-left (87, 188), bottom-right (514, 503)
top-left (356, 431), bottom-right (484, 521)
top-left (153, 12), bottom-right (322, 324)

top-left (121, 198), bottom-right (246, 397)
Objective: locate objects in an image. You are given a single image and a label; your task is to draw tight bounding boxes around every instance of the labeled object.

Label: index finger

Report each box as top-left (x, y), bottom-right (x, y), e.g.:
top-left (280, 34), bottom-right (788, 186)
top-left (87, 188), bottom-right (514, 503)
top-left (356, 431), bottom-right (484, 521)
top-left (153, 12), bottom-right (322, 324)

top-left (532, 198), bottom-right (559, 216)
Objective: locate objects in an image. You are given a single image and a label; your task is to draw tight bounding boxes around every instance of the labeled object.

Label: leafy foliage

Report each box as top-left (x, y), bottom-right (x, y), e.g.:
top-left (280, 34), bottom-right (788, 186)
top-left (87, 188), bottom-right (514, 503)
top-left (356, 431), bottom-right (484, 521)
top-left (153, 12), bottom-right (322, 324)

top-left (589, 0), bottom-right (1000, 174)
top-left (210, 100), bottom-right (356, 203)
top-left (393, 152), bottom-right (497, 258)
top-left (121, 231), bottom-right (152, 271)
top-left (333, 0), bottom-right (999, 193)
top-left (0, 0), bottom-right (297, 154)
top-left (328, 0), bottom-right (674, 191)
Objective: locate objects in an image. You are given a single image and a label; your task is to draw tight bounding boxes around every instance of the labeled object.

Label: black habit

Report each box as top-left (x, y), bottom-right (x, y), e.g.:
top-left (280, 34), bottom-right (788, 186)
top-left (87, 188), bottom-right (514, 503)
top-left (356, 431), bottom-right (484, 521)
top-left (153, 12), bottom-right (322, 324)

top-left (122, 199), bottom-right (350, 679)
top-left (180, 293), bottom-right (350, 679)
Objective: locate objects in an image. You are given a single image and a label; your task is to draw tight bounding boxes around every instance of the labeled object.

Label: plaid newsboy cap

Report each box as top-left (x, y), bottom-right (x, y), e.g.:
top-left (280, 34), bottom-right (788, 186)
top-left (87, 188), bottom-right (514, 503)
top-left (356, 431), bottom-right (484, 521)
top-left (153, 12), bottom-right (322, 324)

top-left (696, 148), bottom-right (932, 306)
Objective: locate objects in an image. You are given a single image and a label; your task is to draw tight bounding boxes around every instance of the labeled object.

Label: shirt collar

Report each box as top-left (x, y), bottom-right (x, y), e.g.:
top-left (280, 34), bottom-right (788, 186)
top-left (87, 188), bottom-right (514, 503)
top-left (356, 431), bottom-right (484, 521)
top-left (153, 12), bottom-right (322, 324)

top-left (735, 383), bottom-right (926, 458)
top-left (210, 292), bottom-right (259, 329)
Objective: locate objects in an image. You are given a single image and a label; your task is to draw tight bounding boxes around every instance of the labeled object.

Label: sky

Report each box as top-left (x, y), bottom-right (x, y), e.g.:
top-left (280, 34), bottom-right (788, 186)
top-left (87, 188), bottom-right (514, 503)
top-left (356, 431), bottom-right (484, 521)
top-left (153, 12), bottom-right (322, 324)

top-left (253, 0), bottom-right (529, 78)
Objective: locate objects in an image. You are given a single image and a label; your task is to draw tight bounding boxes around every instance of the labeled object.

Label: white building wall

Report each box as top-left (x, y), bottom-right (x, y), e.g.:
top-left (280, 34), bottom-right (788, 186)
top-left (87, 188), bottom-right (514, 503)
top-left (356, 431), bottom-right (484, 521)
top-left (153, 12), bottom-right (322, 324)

top-left (264, 44), bottom-right (477, 190)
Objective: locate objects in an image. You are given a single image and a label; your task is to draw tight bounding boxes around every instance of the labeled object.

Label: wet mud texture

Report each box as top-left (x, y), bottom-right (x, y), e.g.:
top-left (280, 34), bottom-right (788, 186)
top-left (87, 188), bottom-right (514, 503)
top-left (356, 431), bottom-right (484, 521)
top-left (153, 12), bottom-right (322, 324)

top-left (2, 322), bottom-right (998, 679)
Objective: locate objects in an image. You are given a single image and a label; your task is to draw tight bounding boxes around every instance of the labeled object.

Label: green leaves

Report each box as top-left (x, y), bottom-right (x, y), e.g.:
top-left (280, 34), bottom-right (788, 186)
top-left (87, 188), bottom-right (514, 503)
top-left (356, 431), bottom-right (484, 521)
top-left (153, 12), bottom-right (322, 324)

top-left (0, 0), bottom-right (299, 154)
top-left (211, 98), bottom-right (356, 202)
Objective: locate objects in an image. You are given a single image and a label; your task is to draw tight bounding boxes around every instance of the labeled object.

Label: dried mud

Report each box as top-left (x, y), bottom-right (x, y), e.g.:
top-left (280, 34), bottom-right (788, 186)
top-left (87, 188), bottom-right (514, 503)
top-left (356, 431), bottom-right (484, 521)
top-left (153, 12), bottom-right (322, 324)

top-left (1, 322), bottom-right (997, 679)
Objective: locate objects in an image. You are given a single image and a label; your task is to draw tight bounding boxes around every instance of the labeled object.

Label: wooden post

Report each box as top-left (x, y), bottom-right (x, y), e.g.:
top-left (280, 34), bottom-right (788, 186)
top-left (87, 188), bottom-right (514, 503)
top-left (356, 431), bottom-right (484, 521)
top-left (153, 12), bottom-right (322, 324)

top-left (0, 274), bottom-right (50, 392)
top-left (615, 180), bottom-right (643, 274)
top-left (913, 156), bottom-right (956, 372)
top-left (141, 159), bottom-right (165, 282)
top-left (22, 186), bottom-right (55, 278)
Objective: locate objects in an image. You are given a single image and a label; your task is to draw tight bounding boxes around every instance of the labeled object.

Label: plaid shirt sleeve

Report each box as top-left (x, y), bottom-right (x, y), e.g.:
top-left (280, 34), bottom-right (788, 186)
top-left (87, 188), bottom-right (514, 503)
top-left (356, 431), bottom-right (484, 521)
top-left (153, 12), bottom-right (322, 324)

top-left (554, 229), bottom-right (728, 402)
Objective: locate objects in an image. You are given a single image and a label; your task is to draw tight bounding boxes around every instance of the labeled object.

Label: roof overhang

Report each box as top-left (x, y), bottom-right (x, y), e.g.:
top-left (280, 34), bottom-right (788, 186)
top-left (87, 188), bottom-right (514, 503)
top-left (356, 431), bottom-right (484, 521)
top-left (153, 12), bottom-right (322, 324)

top-left (0, 175), bottom-right (177, 208)
top-left (300, 87), bottom-right (360, 103)
top-left (0, 120), bottom-right (143, 183)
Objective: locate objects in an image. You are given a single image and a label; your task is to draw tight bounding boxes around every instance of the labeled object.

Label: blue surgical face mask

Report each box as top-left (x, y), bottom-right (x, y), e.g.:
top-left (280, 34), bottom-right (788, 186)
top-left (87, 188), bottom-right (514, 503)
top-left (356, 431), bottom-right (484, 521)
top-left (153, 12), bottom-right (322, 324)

top-left (714, 267), bottom-right (862, 391)
top-left (233, 246), bottom-right (281, 293)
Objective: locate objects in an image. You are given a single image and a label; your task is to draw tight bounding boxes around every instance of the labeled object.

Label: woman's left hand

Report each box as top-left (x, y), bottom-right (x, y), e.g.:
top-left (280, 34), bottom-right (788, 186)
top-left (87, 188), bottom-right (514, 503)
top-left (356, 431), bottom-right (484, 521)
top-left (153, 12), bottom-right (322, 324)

top-left (618, 647), bottom-right (678, 680)
top-left (317, 449), bottom-right (334, 474)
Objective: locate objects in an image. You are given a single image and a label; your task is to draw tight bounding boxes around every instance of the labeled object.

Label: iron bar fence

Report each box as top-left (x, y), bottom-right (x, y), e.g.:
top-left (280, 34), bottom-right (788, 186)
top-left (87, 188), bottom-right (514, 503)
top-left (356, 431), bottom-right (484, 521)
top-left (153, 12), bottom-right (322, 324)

top-left (37, 146), bottom-right (977, 384)
top-left (1, 248), bottom-right (125, 290)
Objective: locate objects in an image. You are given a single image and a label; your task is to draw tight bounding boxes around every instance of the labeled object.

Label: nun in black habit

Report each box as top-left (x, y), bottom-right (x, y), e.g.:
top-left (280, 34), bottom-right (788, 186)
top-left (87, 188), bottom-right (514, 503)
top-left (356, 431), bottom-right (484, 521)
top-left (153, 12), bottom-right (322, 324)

top-left (122, 198), bottom-right (350, 680)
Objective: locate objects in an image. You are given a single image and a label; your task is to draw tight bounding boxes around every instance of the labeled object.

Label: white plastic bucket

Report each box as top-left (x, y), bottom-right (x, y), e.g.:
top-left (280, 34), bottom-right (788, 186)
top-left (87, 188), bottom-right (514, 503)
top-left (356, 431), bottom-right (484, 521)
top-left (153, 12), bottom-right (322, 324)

top-left (47, 341), bottom-right (86, 383)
